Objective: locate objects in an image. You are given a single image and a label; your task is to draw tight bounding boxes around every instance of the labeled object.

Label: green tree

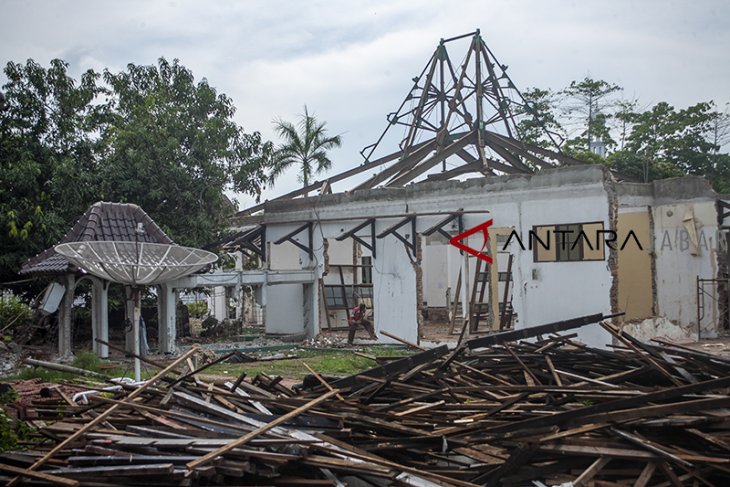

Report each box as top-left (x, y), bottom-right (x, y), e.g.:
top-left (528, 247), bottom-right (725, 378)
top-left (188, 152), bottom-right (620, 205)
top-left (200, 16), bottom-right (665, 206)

top-left (269, 106), bottom-right (342, 189)
top-left (606, 150), bottom-right (683, 183)
top-left (614, 99), bottom-right (640, 150)
top-left (561, 77), bottom-right (622, 152)
top-left (624, 102), bottom-right (718, 174)
top-left (0, 59), bottom-right (102, 282)
top-left (98, 57), bottom-right (273, 247)
top-left (0, 57), bottom-right (273, 281)
top-left (606, 101), bottom-right (728, 186)
top-left (515, 87), bottom-right (564, 149)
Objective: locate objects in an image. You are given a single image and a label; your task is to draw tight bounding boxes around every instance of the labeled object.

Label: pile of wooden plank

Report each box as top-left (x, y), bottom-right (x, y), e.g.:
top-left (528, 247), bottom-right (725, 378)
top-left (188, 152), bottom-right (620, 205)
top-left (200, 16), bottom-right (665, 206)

top-left (2, 313), bottom-right (730, 486)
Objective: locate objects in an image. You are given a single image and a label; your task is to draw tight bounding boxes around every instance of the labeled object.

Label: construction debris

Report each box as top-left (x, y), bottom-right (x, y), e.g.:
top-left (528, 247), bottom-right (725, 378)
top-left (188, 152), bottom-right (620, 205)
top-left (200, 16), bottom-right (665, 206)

top-left (2, 313), bottom-right (730, 486)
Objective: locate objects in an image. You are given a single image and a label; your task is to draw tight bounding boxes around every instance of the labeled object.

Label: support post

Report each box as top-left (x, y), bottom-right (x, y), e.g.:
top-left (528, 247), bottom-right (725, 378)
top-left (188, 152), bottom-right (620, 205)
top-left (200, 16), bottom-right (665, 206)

top-left (213, 286), bottom-right (227, 321)
top-left (303, 282), bottom-right (320, 338)
top-left (124, 286), bottom-right (134, 353)
top-left (461, 247), bottom-right (471, 338)
top-left (132, 288), bottom-right (141, 382)
top-left (91, 279), bottom-right (109, 358)
top-left (57, 275), bottom-right (75, 359)
top-left (157, 283), bottom-right (177, 354)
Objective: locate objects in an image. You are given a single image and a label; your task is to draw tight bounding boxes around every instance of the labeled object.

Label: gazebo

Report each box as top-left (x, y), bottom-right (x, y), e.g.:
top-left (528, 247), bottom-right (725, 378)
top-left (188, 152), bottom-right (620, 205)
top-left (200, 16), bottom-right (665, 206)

top-left (20, 202), bottom-right (179, 359)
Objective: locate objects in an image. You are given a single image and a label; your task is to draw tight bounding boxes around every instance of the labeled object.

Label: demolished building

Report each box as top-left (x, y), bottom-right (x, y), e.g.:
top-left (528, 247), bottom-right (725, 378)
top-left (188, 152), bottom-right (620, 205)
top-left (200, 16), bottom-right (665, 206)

top-left (223, 165), bottom-right (729, 348)
top-left (209, 30), bottom-right (729, 349)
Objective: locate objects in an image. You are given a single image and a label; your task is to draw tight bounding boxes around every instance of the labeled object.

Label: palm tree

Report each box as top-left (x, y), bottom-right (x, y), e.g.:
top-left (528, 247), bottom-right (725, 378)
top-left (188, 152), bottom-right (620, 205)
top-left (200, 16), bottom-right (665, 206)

top-left (270, 106), bottom-right (342, 190)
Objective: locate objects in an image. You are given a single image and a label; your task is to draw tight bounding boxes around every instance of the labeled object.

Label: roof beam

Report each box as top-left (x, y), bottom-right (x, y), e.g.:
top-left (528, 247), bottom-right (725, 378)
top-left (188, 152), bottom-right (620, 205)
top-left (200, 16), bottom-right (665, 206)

top-left (422, 212), bottom-right (463, 241)
top-left (385, 131), bottom-right (474, 187)
top-left (335, 218), bottom-right (377, 259)
top-left (376, 216), bottom-right (417, 255)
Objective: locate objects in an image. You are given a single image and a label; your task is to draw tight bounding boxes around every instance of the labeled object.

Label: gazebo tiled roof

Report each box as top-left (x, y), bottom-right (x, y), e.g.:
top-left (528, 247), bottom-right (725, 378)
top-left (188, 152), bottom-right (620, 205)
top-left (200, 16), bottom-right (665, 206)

top-left (20, 202), bottom-right (174, 275)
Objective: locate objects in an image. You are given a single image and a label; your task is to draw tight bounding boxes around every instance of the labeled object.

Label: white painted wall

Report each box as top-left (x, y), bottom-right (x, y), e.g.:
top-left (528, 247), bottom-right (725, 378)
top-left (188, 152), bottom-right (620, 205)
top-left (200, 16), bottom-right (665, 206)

top-left (263, 224), bottom-right (316, 335)
top-left (422, 242), bottom-right (449, 307)
top-left (510, 194), bottom-right (613, 348)
top-left (653, 200), bottom-right (720, 337)
top-left (265, 284), bottom-right (304, 334)
top-left (372, 232), bottom-right (418, 343)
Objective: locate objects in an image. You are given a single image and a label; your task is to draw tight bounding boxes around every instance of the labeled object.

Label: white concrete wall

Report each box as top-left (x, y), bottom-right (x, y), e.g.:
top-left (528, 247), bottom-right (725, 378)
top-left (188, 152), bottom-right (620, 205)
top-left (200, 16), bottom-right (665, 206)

top-left (372, 231), bottom-right (418, 343)
top-left (264, 284), bottom-right (305, 334)
top-left (510, 195), bottom-right (613, 347)
top-left (422, 242), bottom-right (449, 307)
top-left (262, 224), bottom-right (316, 335)
top-left (653, 200), bottom-right (719, 336)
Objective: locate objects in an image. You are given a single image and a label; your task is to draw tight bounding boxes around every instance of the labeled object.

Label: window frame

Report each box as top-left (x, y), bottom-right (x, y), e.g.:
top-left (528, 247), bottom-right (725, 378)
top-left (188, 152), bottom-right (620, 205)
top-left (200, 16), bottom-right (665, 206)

top-left (532, 221), bottom-right (606, 263)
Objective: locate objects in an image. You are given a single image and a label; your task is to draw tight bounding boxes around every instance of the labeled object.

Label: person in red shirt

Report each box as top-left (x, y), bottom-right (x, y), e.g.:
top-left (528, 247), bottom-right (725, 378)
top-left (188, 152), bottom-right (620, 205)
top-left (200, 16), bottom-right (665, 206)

top-left (347, 302), bottom-right (377, 345)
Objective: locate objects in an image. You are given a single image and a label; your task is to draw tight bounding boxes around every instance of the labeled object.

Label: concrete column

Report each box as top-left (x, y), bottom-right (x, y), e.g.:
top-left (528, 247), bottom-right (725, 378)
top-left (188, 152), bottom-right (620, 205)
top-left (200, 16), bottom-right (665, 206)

top-left (57, 274), bottom-right (75, 359)
top-left (91, 279), bottom-right (109, 358)
top-left (303, 282), bottom-right (319, 338)
top-left (261, 282), bottom-right (268, 327)
top-left (157, 284), bottom-right (177, 354)
top-left (234, 252), bottom-right (244, 320)
top-left (234, 285), bottom-right (242, 320)
top-left (461, 249), bottom-right (471, 338)
top-left (213, 286), bottom-right (227, 321)
top-left (124, 286), bottom-right (134, 353)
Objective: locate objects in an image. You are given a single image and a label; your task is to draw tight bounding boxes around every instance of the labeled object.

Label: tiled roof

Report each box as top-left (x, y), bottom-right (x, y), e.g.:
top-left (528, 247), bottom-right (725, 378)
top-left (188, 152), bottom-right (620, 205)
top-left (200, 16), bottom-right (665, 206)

top-left (20, 202), bottom-right (174, 275)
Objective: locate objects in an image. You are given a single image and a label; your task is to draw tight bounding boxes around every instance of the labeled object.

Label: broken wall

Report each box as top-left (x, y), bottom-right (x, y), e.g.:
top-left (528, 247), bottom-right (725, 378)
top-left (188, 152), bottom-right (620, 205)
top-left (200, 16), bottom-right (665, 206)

top-left (264, 165), bottom-right (616, 347)
top-left (617, 176), bottom-right (722, 339)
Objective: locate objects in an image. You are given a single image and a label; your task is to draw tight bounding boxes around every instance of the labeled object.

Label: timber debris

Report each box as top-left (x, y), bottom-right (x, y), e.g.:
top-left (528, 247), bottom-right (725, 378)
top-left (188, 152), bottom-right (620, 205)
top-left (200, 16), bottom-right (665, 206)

top-left (2, 313), bottom-right (730, 486)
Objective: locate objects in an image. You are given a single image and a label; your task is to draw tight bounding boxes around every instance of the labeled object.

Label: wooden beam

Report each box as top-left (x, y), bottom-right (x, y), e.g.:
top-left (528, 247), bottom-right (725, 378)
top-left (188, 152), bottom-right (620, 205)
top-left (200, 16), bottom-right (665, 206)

top-left (186, 389), bottom-right (339, 470)
top-left (8, 346), bottom-right (201, 486)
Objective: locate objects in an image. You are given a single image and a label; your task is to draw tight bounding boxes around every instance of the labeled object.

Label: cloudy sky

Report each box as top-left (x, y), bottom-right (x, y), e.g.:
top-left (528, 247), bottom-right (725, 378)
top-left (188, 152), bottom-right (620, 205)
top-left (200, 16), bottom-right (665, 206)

top-left (2, 0), bottom-right (728, 208)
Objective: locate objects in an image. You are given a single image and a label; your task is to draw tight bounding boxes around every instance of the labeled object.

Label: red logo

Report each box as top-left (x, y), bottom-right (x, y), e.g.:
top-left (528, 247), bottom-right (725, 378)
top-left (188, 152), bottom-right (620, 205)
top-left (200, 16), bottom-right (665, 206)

top-left (449, 219), bottom-right (493, 264)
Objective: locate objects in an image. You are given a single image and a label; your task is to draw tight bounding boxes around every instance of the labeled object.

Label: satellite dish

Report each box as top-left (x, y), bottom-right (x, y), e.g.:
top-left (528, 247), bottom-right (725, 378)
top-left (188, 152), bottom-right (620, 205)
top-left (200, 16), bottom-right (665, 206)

top-left (55, 241), bottom-right (218, 381)
top-left (55, 241), bottom-right (218, 285)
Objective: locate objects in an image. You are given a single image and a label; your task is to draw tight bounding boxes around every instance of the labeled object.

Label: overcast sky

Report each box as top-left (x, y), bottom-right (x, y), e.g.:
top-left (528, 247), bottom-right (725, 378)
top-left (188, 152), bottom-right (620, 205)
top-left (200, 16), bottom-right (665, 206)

top-left (2, 0), bottom-right (729, 209)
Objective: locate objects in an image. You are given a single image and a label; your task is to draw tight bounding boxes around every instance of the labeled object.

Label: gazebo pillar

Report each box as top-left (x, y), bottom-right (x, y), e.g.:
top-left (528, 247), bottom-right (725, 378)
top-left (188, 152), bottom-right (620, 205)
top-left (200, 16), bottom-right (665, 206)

top-left (57, 274), bottom-right (75, 359)
top-left (91, 278), bottom-right (110, 358)
top-left (124, 286), bottom-right (134, 353)
top-left (157, 284), bottom-right (177, 354)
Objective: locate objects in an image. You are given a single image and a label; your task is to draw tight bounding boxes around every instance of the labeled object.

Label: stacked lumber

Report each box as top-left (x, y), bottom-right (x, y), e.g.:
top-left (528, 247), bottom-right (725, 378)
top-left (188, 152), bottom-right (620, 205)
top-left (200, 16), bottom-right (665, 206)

top-left (2, 313), bottom-right (730, 486)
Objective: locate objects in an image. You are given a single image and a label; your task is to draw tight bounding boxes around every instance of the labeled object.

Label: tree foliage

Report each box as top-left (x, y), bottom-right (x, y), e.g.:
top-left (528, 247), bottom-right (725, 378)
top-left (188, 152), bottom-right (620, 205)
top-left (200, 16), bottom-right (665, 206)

top-left (560, 77), bottom-right (622, 152)
top-left (518, 75), bottom-right (729, 191)
top-left (605, 101), bottom-right (729, 186)
top-left (0, 59), bottom-right (102, 281)
top-left (270, 106), bottom-right (342, 189)
top-left (516, 87), bottom-right (563, 149)
top-left (0, 57), bottom-right (272, 281)
top-left (98, 58), bottom-right (273, 246)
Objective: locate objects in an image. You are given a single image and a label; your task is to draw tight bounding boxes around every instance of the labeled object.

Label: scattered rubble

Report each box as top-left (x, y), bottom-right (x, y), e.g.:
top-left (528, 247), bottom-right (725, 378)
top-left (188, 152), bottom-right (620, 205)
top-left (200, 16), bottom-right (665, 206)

top-left (0, 342), bottom-right (20, 376)
top-left (301, 334), bottom-right (349, 348)
top-left (1, 313), bottom-right (730, 485)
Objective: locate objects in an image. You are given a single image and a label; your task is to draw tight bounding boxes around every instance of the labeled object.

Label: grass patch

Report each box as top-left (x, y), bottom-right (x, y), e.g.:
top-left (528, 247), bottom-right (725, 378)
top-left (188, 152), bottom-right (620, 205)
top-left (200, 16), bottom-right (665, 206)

top-left (72, 351), bottom-right (101, 372)
top-left (13, 367), bottom-right (76, 383)
top-left (204, 346), bottom-right (413, 380)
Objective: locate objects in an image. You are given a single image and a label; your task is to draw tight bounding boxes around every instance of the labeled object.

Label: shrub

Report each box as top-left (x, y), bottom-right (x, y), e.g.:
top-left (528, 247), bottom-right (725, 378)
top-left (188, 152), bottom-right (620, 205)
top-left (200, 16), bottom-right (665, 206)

top-left (187, 301), bottom-right (209, 319)
top-left (72, 351), bottom-right (100, 372)
top-left (0, 295), bottom-right (31, 335)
